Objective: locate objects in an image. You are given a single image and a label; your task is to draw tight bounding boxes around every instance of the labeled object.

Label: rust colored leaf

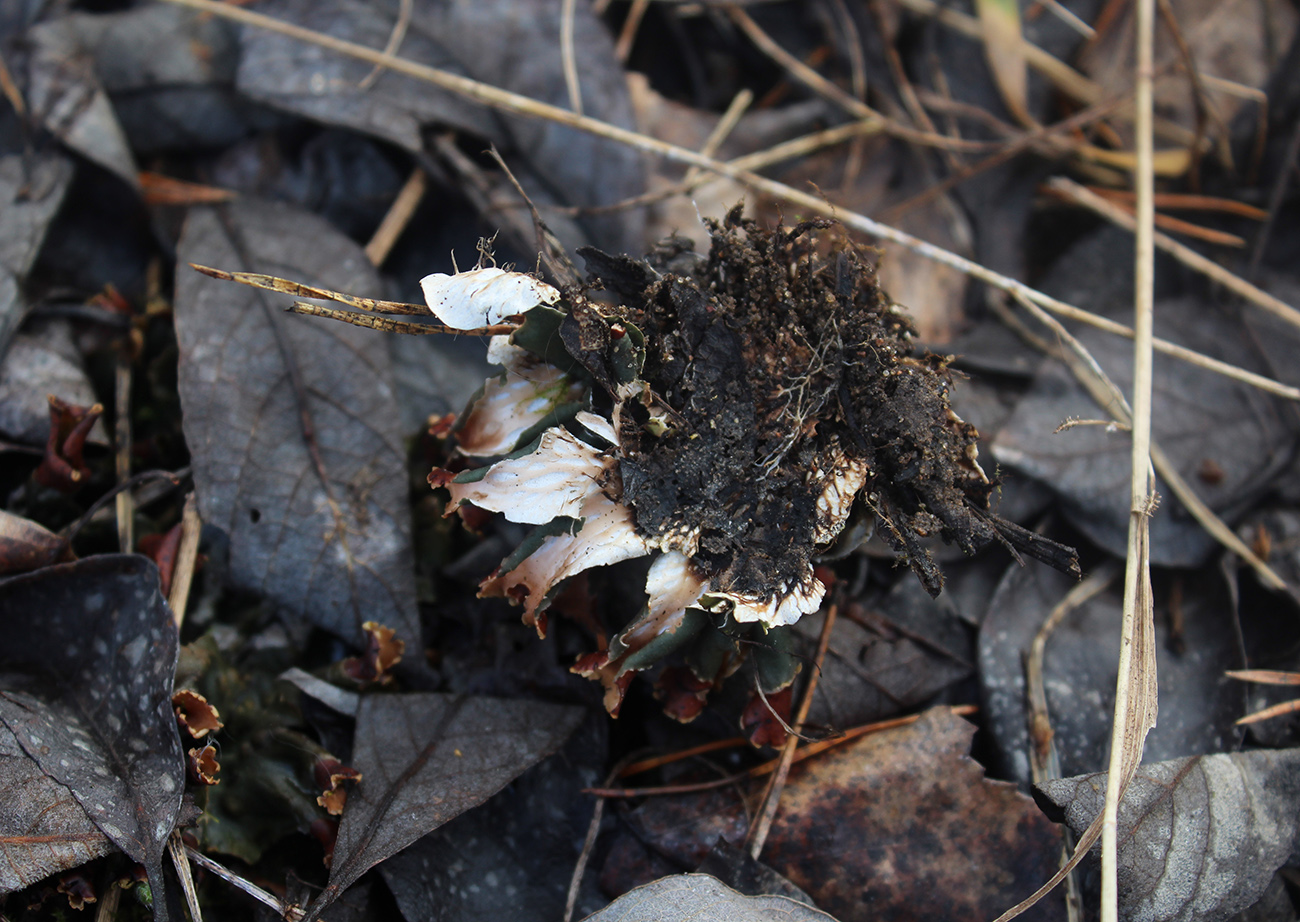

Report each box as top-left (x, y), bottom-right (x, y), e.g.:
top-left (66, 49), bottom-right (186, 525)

top-left (56, 870), bottom-right (96, 910)
top-left (341, 621), bottom-right (405, 686)
top-left (606, 709), bottom-right (1064, 922)
top-left (1038, 749), bottom-right (1300, 922)
top-left (172, 689), bottom-right (222, 739)
top-left (187, 744), bottom-right (220, 786)
top-left (141, 523), bottom-right (184, 598)
top-left (302, 693), bottom-right (584, 920)
top-left (313, 756), bottom-right (362, 816)
top-left (174, 199), bottom-right (419, 650)
top-left (0, 509), bottom-right (69, 575)
top-left (33, 395), bottom-right (103, 493)
top-left (741, 687), bottom-right (793, 749)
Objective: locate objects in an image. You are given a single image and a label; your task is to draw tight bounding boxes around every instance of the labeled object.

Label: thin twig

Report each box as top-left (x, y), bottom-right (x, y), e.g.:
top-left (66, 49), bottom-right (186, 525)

top-left (560, 0), bottom-right (583, 115)
top-left (1049, 177), bottom-right (1300, 331)
top-left (184, 846), bottom-right (308, 921)
top-left (614, 0), bottom-right (651, 63)
top-left (363, 167), bottom-right (428, 266)
top-left (1026, 563), bottom-right (1122, 783)
top-left (745, 603), bottom-right (838, 859)
top-left (168, 832), bottom-right (203, 922)
top-left (169, 493), bottom-right (202, 627)
top-left (1025, 563), bottom-right (1119, 922)
top-left (1003, 289), bottom-right (1291, 593)
top-left (563, 751), bottom-right (647, 922)
top-left (156, 0), bottom-right (1298, 409)
top-left (1102, 1), bottom-right (1160, 918)
top-left (356, 0), bottom-right (411, 90)
top-left (115, 348), bottom-right (134, 552)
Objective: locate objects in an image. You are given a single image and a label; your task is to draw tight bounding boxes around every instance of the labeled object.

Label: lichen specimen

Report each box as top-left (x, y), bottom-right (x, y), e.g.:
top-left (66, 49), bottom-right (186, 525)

top-left (430, 208), bottom-right (1078, 716)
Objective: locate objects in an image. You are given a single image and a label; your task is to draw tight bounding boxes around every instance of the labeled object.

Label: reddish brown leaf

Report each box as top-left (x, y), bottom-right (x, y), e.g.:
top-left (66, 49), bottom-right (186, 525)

top-left (0, 510), bottom-right (69, 575)
top-left (313, 757), bottom-right (362, 816)
top-left (33, 395), bottom-right (102, 493)
top-left (605, 709), bottom-right (1063, 922)
top-left (172, 690), bottom-right (222, 739)
top-left (141, 524), bottom-right (184, 598)
top-left (654, 666), bottom-right (713, 724)
top-left (186, 744), bottom-right (220, 786)
top-left (340, 621), bottom-right (405, 686)
top-left (741, 687), bottom-right (793, 749)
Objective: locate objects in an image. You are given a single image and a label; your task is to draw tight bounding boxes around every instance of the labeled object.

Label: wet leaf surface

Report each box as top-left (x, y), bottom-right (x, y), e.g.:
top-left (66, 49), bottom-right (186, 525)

top-left (992, 295), bottom-right (1299, 566)
top-left (0, 555), bottom-right (184, 919)
top-left (583, 874), bottom-right (839, 922)
top-left (1037, 748), bottom-right (1300, 922)
top-left (174, 198), bottom-right (419, 649)
top-left (0, 723), bottom-right (114, 895)
top-left (980, 560), bottom-right (1243, 786)
top-left (306, 692), bottom-right (585, 919)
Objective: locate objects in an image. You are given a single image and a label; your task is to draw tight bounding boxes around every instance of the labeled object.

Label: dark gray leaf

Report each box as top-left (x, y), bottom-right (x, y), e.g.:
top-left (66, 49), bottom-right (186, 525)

top-left (173, 198), bottom-right (419, 650)
top-left (0, 555), bottom-right (183, 920)
top-left (0, 320), bottom-right (104, 445)
top-left (24, 17), bottom-right (138, 188)
top-left (235, 0), bottom-right (645, 252)
top-left (0, 723), bottom-right (114, 895)
top-left (979, 561), bottom-right (1242, 786)
top-left (992, 295), bottom-right (1297, 566)
top-left (1037, 750), bottom-right (1300, 922)
top-left (0, 152), bottom-right (74, 356)
top-left (306, 693), bottom-right (584, 920)
top-left (380, 715), bottom-right (608, 922)
top-left (582, 874), bottom-right (840, 922)
top-left (796, 578), bottom-right (972, 729)
top-left (0, 153), bottom-right (73, 278)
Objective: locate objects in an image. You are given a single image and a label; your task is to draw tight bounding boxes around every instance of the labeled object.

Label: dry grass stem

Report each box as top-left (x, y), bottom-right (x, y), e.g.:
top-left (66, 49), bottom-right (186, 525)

top-left (1005, 291), bottom-right (1290, 593)
top-left (560, 0), bottom-right (582, 115)
top-left (1101, 1), bottom-right (1160, 918)
top-left (1049, 177), bottom-right (1300, 331)
top-left (160, 0), bottom-right (1293, 411)
top-left (169, 493), bottom-right (202, 625)
top-left (1026, 563), bottom-right (1123, 784)
top-left (114, 350), bottom-right (133, 552)
top-left (184, 846), bottom-right (306, 921)
top-left (357, 0), bottom-right (411, 91)
top-left (1026, 564), bottom-right (1119, 922)
top-left (745, 603), bottom-right (838, 859)
top-left (169, 832), bottom-right (203, 922)
top-left (364, 167), bottom-right (428, 266)
top-left (614, 0), bottom-right (650, 63)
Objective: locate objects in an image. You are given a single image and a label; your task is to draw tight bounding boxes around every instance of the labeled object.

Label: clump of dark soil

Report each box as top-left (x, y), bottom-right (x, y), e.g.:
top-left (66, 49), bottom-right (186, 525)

top-left (568, 207), bottom-right (1078, 600)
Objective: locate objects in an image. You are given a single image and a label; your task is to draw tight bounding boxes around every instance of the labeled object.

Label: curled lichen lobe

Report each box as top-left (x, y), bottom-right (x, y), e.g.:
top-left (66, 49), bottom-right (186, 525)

top-left (575, 209), bottom-right (993, 601)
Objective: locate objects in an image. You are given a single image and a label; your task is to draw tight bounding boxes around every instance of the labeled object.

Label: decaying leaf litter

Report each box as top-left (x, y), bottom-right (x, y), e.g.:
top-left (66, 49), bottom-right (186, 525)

top-left (1, 1), bottom-right (1299, 921)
